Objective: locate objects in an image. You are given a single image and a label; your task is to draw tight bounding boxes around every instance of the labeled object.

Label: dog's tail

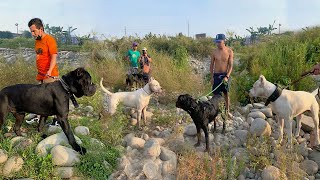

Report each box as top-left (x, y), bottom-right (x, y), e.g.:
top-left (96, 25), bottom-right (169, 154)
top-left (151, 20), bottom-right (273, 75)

top-left (100, 78), bottom-right (113, 96)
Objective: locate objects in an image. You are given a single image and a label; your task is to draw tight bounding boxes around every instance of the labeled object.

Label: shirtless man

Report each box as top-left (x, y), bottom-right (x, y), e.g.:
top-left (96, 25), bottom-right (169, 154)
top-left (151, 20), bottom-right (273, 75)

top-left (210, 33), bottom-right (234, 118)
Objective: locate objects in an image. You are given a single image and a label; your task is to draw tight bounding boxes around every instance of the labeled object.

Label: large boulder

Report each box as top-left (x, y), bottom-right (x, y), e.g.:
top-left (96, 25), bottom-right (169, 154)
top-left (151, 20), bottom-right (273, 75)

top-left (51, 145), bottom-right (80, 166)
top-left (261, 166), bottom-right (286, 180)
top-left (2, 156), bottom-right (24, 177)
top-left (250, 118), bottom-right (271, 137)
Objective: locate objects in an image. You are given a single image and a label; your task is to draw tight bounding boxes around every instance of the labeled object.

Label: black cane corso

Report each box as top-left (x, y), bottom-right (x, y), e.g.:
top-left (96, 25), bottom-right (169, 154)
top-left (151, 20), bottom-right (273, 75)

top-left (176, 94), bottom-right (225, 152)
top-left (0, 67), bottom-right (96, 154)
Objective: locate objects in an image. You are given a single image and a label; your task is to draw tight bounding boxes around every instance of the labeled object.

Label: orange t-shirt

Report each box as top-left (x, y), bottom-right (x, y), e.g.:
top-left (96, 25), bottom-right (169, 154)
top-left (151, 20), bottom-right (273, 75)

top-left (35, 34), bottom-right (59, 80)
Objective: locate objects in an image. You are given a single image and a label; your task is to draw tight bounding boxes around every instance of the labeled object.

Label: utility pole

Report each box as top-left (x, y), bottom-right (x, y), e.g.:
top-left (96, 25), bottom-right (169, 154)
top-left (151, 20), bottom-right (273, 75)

top-left (278, 23), bottom-right (281, 34)
top-left (187, 20), bottom-right (190, 37)
top-left (15, 23), bottom-right (18, 34)
top-left (125, 26), bottom-right (127, 36)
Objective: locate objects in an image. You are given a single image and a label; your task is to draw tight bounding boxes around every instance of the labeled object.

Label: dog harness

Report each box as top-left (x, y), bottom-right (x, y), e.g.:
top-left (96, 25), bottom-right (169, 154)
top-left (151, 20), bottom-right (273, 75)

top-left (59, 77), bottom-right (79, 108)
top-left (265, 84), bottom-right (282, 106)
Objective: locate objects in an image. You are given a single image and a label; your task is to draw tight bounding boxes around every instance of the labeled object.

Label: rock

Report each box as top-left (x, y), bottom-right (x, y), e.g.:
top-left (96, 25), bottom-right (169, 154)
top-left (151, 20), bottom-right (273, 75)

top-left (118, 156), bottom-right (130, 170)
top-left (124, 163), bottom-right (140, 178)
top-left (36, 132), bottom-right (82, 156)
top-left (89, 138), bottom-right (105, 148)
top-left (300, 160), bottom-right (318, 175)
top-left (248, 111), bottom-right (266, 119)
top-left (14, 138), bottom-right (33, 150)
top-left (261, 166), bottom-right (286, 180)
top-left (308, 150), bottom-right (320, 167)
top-left (130, 118), bottom-right (137, 126)
top-left (301, 115), bottom-right (315, 132)
top-left (54, 167), bottom-right (74, 179)
top-left (2, 156), bottom-right (24, 177)
top-left (238, 174), bottom-right (245, 180)
top-left (0, 149), bottom-right (8, 164)
top-left (234, 130), bottom-right (248, 144)
top-left (127, 137), bottom-right (146, 149)
top-left (250, 118), bottom-right (271, 137)
top-left (159, 129), bottom-right (171, 138)
top-left (260, 108), bottom-right (273, 118)
top-left (142, 133), bottom-right (150, 141)
top-left (143, 160), bottom-right (161, 179)
top-left (150, 138), bottom-right (165, 146)
top-left (74, 126), bottom-right (90, 136)
top-left (184, 123), bottom-right (197, 136)
top-left (241, 104), bottom-right (253, 114)
top-left (47, 125), bottom-right (62, 135)
top-left (145, 111), bottom-right (154, 121)
top-left (51, 145), bottom-right (80, 166)
top-left (153, 130), bottom-right (160, 136)
top-left (253, 103), bottom-right (265, 109)
top-left (160, 147), bottom-right (177, 175)
top-left (247, 117), bottom-right (254, 125)
top-left (84, 105), bottom-right (94, 113)
top-left (144, 139), bottom-right (161, 158)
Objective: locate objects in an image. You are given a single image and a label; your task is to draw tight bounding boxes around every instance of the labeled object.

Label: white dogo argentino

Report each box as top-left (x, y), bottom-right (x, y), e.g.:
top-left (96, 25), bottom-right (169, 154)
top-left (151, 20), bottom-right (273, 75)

top-left (249, 75), bottom-right (320, 149)
top-left (100, 77), bottom-right (162, 128)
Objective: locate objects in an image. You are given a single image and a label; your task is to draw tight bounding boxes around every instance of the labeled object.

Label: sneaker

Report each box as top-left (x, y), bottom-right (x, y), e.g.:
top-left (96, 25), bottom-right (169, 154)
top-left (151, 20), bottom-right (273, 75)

top-left (49, 121), bottom-right (60, 127)
top-left (26, 117), bottom-right (39, 125)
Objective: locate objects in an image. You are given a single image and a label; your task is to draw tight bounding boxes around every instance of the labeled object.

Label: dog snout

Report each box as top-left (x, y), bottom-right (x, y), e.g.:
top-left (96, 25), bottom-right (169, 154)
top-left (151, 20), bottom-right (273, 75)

top-left (86, 84), bottom-right (97, 96)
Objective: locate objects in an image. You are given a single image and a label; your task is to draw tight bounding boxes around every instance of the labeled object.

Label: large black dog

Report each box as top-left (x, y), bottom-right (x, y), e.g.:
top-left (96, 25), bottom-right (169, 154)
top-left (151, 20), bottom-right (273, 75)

top-left (176, 94), bottom-right (225, 152)
top-left (0, 67), bottom-right (96, 154)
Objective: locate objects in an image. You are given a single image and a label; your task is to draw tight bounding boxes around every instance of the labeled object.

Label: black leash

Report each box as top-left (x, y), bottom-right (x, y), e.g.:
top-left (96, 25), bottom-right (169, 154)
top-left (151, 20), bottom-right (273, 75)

top-left (283, 70), bottom-right (314, 89)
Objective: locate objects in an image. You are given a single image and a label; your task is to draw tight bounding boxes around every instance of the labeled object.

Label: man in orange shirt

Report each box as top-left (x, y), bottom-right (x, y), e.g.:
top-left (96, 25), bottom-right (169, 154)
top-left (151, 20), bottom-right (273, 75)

top-left (29, 18), bottom-right (59, 83)
top-left (26, 18), bottom-right (59, 124)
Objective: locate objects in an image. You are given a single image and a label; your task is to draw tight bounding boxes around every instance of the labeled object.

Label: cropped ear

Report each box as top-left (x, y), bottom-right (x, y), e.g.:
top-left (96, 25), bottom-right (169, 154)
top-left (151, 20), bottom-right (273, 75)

top-left (76, 67), bottom-right (85, 77)
top-left (259, 75), bottom-right (266, 85)
top-left (149, 77), bottom-right (154, 82)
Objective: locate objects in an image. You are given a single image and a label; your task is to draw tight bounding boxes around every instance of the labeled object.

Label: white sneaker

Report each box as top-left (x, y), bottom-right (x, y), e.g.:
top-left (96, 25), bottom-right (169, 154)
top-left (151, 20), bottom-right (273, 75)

top-left (49, 121), bottom-right (60, 127)
top-left (26, 117), bottom-right (39, 125)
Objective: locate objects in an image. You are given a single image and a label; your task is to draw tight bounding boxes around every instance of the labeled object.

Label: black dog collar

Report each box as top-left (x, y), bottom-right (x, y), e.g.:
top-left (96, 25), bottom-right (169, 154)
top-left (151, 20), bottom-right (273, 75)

top-left (59, 77), bottom-right (79, 108)
top-left (265, 84), bottom-right (282, 106)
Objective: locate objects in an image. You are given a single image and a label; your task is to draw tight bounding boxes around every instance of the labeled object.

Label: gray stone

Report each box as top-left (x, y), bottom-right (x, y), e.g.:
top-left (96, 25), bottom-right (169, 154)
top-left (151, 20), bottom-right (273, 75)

top-left (248, 111), bottom-right (266, 119)
top-left (301, 115), bottom-right (315, 132)
top-left (249, 118), bottom-right (271, 137)
top-left (234, 130), bottom-right (248, 144)
top-left (261, 165), bottom-right (286, 180)
top-left (0, 149), bottom-right (8, 164)
top-left (184, 123), bottom-right (197, 136)
top-left (127, 137), bottom-right (146, 149)
top-left (300, 160), bottom-right (319, 175)
top-left (144, 139), bottom-right (161, 158)
top-left (51, 145), bottom-right (80, 166)
top-left (54, 167), bottom-right (74, 179)
top-left (143, 160), bottom-right (161, 179)
top-left (253, 103), bottom-right (265, 109)
top-left (74, 126), bottom-right (90, 136)
top-left (2, 156), bottom-right (24, 177)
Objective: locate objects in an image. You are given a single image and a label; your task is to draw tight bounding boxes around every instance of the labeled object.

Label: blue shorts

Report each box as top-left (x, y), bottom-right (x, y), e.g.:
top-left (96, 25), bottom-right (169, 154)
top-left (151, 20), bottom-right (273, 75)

top-left (212, 73), bottom-right (230, 95)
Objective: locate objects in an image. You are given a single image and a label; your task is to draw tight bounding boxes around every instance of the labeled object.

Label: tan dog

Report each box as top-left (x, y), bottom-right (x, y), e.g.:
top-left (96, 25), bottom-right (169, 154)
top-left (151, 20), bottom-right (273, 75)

top-left (100, 77), bottom-right (162, 128)
top-left (249, 75), bottom-right (320, 149)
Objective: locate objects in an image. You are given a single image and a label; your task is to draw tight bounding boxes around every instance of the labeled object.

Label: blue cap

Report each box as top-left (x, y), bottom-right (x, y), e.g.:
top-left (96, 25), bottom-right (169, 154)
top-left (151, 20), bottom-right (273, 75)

top-left (214, 34), bottom-right (226, 43)
top-left (132, 42), bottom-right (138, 47)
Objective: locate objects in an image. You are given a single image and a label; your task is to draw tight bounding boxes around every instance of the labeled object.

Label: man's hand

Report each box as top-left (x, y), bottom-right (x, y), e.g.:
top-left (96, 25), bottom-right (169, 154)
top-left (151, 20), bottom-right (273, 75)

top-left (223, 76), bottom-right (228, 83)
top-left (46, 70), bottom-right (52, 76)
top-left (312, 63), bottom-right (320, 75)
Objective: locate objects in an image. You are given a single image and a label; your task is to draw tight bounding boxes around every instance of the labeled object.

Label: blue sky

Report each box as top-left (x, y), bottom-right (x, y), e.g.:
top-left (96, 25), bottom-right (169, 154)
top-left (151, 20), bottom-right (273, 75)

top-left (1, 0), bottom-right (320, 39)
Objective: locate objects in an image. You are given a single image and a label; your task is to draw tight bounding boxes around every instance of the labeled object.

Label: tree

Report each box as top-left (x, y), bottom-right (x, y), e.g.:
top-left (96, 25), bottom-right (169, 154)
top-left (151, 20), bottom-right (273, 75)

top-left (21, 30), bottom-right (32, 38)
top-left (62, 26), bottom-right (77, 44)
top-left (0, 31), bottom-right (13, 39)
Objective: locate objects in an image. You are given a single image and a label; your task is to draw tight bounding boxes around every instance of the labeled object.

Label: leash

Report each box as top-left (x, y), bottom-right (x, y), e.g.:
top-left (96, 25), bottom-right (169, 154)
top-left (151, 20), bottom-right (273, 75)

top-left (283, 70), bottom-right (314, 89)
top-left (38, 72), bottom-right (59, 79)
top-left (197, 81), bottom-right (225, 101)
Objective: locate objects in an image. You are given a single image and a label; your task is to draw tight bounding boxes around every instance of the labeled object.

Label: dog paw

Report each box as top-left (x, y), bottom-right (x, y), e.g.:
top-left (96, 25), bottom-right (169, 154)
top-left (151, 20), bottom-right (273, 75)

top-left (79, 146), bottom-right (87, 155)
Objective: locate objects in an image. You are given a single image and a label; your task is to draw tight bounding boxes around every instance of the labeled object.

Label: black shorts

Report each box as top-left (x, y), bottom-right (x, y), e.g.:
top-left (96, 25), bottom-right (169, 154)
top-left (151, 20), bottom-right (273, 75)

top-left (212, 73), bottom-right (231, 95)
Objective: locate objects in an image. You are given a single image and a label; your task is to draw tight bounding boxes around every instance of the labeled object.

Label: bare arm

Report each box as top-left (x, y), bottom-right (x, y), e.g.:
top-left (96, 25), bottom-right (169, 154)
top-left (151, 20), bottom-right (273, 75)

top-left (210, 51), bottom-right (215, 85)
top-left (47, 54), bottom-right (57, 76)
top-left (226, 48), bottom-right (234, 78)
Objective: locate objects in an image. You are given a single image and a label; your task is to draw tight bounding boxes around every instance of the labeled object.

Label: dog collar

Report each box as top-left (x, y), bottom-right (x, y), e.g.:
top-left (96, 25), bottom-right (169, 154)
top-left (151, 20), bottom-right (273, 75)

top-left (265, 84), bottom-right (282, 106)
top-left (59, 77), bottom-right (79, 108)
top-left (142, 86), bottom-right (152, 95)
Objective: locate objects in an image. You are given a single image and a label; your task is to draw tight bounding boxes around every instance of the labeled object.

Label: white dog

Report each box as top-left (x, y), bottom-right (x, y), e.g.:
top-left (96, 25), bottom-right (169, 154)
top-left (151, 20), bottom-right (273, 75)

top-left (249, 75), bottom-right (320, 149)
top-left (100, 77), bottom-right (162, 128)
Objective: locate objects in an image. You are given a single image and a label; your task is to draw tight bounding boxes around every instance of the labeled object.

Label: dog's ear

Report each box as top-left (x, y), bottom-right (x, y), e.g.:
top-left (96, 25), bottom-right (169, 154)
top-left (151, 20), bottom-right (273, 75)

top-left (259, 75), bottom-right (266, 86)
top-left (149, 77), bottom-right (154, 82)
top-left (76, 67), bottom-right (85, 77)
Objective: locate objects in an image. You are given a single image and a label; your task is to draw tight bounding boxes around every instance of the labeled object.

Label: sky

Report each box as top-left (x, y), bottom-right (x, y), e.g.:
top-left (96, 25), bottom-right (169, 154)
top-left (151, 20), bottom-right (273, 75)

top-left (1, 0), bottom-right (320, 39)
